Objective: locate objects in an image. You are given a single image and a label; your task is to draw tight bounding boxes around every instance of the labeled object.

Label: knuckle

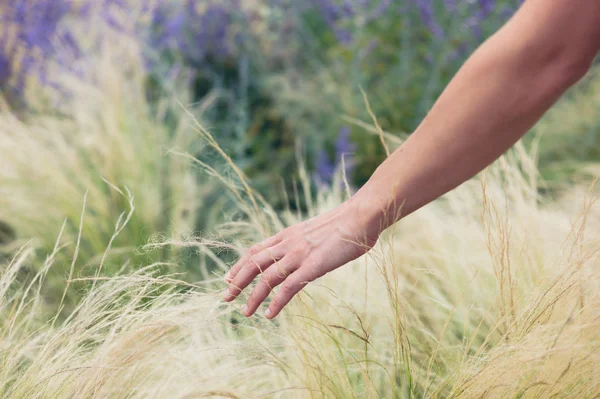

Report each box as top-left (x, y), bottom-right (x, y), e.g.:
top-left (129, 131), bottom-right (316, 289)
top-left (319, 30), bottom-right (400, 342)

top-left (232, 262), bottom-right (244, 273)
top-left (247, 288), bottom-right (262, 304)
top-left (274, 230), bottom-right (286, 240)
top-left (298, 240), bottom-right (309, 250)
top-left (275, 240), bottom-right (289, 252)
top-left (248, 245), bottom-right (262, 256)
top-left (274, 266), bottom-right (290, 279)
top-left (248, 262), bottom-right (264, 274)
top-left (247, 254), bottom-right (258, 265)
top-left (269, 298), bottom-right (281, 311)
top-left (279, 282), bottom-right (295, 296)
top-left (282, 227), bottom-right (299, 240)
top-left (294, 269), bottom-right (315, 286)
top-left (266, 245), bottom-right (284, 261)
top-left (289, 245), bottom-right (307, 259)
top-left (229, 284), bottom-right (242, 294)
top-left (259, 273), bottom-right (272, 286)
top-left (295, 273), bottom-right (311, 285)
top-left (306, 252), bottom-right (322, 266)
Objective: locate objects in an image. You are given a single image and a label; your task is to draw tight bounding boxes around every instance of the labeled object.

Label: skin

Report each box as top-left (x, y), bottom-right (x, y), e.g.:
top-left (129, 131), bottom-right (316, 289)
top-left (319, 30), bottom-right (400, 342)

top-left (223, 0), bottom-right (600, 319)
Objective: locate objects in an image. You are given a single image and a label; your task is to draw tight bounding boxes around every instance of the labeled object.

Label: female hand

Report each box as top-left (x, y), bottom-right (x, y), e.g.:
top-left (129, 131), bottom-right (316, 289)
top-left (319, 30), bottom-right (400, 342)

top-left (223, 198), bottom-right (380, 319)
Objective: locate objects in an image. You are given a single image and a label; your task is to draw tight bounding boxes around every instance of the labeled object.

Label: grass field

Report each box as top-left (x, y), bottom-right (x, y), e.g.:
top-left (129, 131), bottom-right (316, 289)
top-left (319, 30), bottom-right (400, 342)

top-left (2, 132), bottom-right (600, 397)
top-left (1, 1), bottom-right (600, 398)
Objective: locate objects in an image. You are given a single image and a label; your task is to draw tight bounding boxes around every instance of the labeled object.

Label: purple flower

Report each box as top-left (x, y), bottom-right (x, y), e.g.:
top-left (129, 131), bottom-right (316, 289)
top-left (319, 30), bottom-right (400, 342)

top-left (443, 0), bottom-right (457, 13)
top-left (315, 149), bottom-right (336, 186)
top-left (312, 0), bottom-right (357, 45)
top-left (0, 0), bottom-right (75, 101)
top-left (335, 126), bottom-right (356, 165)
top-left (0, 0), bottom-right (252, 105)
top-left (416, 0), bottom-right (444, 39)
top-left (0, 52), bottom-right (10, 85)
top-left (461, 0), bottom-right (517, 41)
top-left (367, 0), bottom-right (393, 22)
top-left (314, 126), bottom-right (356, 188)
top-left (478, 0), bottom-right (495, 17)
top-left (149, 0), bottom-right (244, 66)
top-left (335, 28), bottom-right (353, 45)
top-left (340, 0), bottom-right (354, 18)
top-left (0, 0), bottom-right (137, 105)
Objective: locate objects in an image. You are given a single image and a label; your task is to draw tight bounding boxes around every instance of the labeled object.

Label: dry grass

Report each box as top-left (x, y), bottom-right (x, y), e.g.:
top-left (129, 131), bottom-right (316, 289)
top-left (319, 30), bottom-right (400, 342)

top-left (0, 26), bottom-right (218, 313)
top-left (1, 127), bottom-right (599, 398)
top-left (1, 12), bottom-right (599, 398)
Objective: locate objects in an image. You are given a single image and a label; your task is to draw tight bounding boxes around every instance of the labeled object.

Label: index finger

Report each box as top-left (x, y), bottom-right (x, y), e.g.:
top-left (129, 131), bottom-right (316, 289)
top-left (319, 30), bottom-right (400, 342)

top-left (225, 234), bottom-right (282, 282)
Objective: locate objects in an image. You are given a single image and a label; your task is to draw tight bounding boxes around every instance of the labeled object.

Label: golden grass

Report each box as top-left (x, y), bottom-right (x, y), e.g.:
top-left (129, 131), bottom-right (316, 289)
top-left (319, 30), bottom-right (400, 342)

top-left (1, 128), bottom-right (599, 397)
top-left (1, 15), bottom-right (599, 399)
top-left (0, 28), bottom-right (215, 314)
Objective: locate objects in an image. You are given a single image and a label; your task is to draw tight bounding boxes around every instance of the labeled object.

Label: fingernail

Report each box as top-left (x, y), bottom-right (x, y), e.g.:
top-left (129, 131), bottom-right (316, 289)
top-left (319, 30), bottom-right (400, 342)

top-left (222, 289), bottom-right (230, 300)
top-left (241, 304), bottom-right (248, 315)
top-left (264, 308), bottom-right (272, 318)
top-left (224, 272), bottom-right (231, 281)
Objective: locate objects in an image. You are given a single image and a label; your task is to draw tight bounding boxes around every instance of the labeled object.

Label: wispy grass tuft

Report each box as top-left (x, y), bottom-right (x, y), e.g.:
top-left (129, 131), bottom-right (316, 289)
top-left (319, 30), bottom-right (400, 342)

top-left (1, 115), bottom-right (599, 397)
top-left (0, 29), bottom-right (214, 312)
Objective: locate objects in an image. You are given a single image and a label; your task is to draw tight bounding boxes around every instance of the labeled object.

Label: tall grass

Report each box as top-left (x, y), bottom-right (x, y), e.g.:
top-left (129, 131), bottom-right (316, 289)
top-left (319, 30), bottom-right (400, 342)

top-left (1, 121), bottom-right (599, 397)
top-left (0, 30), bottom-right (212, 312)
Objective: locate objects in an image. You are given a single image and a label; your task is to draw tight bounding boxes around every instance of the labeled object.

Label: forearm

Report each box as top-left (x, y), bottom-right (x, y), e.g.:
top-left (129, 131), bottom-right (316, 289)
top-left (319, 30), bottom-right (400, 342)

top-left (350, 2), bottom-right (598, 235)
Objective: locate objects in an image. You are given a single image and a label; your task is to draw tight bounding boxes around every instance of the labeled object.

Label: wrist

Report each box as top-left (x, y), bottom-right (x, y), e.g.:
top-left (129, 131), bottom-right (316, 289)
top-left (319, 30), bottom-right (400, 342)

top-left (344, 183), bottom-right (394, 242)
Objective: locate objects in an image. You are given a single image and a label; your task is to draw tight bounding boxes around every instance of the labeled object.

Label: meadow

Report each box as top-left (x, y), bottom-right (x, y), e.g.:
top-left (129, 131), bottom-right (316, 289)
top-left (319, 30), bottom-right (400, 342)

top-left (1, 1), bottom-right (600, 398)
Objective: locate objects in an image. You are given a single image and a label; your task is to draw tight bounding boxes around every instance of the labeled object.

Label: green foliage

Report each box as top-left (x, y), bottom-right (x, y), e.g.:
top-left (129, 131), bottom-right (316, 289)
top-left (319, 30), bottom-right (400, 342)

top-left (0, 41), bottom-right (215, 312)
top-left (264, 0), bottom-right (520, 185)
top-left (528, 69), bottom-right (600, 188)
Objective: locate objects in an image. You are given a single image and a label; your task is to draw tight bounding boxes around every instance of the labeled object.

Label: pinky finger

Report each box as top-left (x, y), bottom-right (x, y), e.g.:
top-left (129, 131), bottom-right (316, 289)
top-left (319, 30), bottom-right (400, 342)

top-left (264, 269), bottom-right (312, 319)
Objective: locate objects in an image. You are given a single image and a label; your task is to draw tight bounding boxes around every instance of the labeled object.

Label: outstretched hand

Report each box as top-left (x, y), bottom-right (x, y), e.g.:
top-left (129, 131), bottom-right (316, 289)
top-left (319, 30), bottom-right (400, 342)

top-left (223, 200), bottom-right (380, 319)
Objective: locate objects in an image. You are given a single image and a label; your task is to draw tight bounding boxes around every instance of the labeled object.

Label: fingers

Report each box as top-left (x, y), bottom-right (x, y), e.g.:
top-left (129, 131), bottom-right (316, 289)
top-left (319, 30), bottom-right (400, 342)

top-left (242, 255), bottom-right (299, 317)
top-left (224, 241), bottom-right (286, 302)
top-left (264, 267), bottom-right (315, 319)
top-left (224, 235), bottom-right (283, 283)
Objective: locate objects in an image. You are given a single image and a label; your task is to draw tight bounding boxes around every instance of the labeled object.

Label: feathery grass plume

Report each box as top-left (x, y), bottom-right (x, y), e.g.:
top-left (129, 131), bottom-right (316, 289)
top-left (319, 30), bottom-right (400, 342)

top-left (0, 24), bottom-right (211, 312)
top-left (2, 110), bottom-right (599, 397)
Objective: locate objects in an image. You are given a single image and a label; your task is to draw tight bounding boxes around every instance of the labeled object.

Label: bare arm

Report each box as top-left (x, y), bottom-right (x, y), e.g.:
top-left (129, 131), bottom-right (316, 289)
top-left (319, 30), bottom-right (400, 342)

top-left (353, 0), bottom-right (600, 233)
top-left (224, 0), bottom-right (600, 319)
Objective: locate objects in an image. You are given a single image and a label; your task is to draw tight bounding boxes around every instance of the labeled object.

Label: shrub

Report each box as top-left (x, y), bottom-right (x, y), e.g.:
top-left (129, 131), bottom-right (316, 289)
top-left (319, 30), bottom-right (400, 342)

top-left (1, 0), bottom-right (527, 193)
top-left (266, 0), bottom-right (522, 186)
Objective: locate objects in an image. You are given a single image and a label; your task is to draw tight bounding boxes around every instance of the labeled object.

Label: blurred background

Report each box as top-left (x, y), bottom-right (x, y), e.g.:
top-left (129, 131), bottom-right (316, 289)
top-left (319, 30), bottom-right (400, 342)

top-left (1, 0), bottom-right (599, 308)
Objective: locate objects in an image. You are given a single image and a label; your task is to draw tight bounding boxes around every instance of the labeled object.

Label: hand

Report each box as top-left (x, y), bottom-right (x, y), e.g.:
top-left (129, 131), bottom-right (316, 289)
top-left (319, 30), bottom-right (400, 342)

top-left (222, 198), bottom-right (380, 319)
